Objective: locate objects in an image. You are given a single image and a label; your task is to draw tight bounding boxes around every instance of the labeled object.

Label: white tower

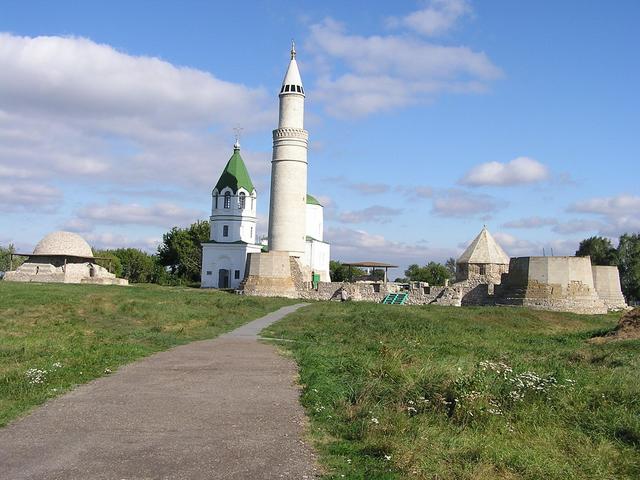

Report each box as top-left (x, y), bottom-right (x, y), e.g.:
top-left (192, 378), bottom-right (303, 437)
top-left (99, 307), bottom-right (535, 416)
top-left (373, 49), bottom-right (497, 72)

top-left (268, 41), bottom-right (308, 257)
top-left (201, 141), bottom-right (261, 289)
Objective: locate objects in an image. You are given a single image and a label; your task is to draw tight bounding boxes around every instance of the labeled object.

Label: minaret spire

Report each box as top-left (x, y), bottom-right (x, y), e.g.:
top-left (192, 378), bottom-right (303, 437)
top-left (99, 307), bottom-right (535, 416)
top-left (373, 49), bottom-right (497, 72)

top-left (291, 39), bottom-right (296, 59)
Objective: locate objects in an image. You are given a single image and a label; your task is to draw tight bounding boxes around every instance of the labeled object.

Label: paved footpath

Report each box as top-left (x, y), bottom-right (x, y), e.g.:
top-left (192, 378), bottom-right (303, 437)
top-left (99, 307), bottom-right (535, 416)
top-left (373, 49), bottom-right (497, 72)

top-left (0, 304), bottom-right (319, 480)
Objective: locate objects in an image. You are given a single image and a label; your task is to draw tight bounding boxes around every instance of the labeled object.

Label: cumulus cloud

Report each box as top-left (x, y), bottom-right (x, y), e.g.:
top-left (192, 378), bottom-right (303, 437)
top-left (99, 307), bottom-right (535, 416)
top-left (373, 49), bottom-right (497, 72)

top-left (568, 194), bottom-right (640, 237)
top-left (83, 232), bottom-right (161, 253)
top-left (492, 232), bottom-right (578, 257)
top-left (306, 18), bottom-right (501, 117)
top-left (73, 201), bottom-right (204, 228)
top-left (460, 157), bottom-right (549, 187)
top-left (0, 32), bottom-right (274, 218)
top-left (326, 226), bottom-right (457, 269)
top-left (502, 216), bottom-right (558, 229)
top-left (337, 205), bottom-right (402, 224)
top-left (431, 189), bottom-right (505, 218)
top-left (350, 182), bottom-right (391, 195)
top-left (0, 180), bottom-right (62, 212)
top-left (388, 0), bottom-right (471, 37)
top-left (551, 219), bottom-right (606, 235)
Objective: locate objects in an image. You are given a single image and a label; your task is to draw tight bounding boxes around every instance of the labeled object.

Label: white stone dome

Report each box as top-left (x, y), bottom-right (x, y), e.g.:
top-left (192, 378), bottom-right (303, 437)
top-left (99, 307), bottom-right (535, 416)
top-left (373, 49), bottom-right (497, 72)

top-left (33, 231), bottom-right (94, 258)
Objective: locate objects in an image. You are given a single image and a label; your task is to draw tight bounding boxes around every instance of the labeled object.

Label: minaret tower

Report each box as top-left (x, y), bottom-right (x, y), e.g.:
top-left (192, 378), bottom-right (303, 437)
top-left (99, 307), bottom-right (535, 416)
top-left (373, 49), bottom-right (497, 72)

top-left (268, 41), bottom-right (308, 256)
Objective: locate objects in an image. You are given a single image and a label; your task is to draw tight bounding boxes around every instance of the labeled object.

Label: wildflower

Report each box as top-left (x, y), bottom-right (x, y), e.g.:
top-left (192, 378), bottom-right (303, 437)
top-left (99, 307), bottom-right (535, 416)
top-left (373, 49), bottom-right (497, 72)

top-left (26, 368), bottom-right (47, 385)
top-left (407, 406), bottom-right (417, 414)
top-left (104, 368), bottom-right (112, 374)
top-left (384, 454), bottom-right (392, 461)
top-left (371, 417), bottom-right (379, 424)
top-left (51, 362), bottom-right (62, 369)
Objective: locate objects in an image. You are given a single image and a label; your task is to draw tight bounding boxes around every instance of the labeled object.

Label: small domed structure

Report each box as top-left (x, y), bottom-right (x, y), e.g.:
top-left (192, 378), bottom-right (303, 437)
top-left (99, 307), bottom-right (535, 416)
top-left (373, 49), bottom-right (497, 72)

top-left (33, 231), bottom-right (94, 258)
top-left (3, 231), bottom-right (127, 286)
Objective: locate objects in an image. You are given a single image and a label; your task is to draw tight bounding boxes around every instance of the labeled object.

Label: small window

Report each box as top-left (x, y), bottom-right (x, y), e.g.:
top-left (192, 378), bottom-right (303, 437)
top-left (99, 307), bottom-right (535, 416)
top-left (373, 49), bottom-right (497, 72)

top-left (214, 193), bottom-right (218, 208)
top-left (234, 270), bottom-right (240, 279)
top-left (301, 86), bottom-right (304, 94)
top-left (250, 227), bottom-right (253, 237)
top-left (223, 225), bottom-right (229, 237)
top-left (224, 191), bottom-right (231, 208)
top-left (206, 271), bottom-right (212, 276)
top-left (239, 192), bottom-right (246, 209)
top-left (296, 85), bottom-right (301, 93)
top-left (479, 264), bottom-right (486, 275)
top-left (284, 85), bottom-right (290, 92)
top-left (280, 85), bottom-right (285, 93)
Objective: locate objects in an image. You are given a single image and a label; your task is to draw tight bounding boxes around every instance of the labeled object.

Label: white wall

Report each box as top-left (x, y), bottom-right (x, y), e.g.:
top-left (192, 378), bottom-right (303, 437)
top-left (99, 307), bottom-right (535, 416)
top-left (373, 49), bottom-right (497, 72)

top-left (305, 203), bottom-right (323, 241)
top-left (201, 243), bottom-right (262, 289)
top-left (210, 187), bottom-right (257, 244)
top-left (303, 239), bottom-right (331, 282)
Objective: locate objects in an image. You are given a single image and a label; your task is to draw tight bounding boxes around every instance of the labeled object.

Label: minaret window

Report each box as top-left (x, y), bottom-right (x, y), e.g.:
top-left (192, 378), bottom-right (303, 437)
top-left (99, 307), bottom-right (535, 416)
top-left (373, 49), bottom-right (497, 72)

top-left (214, 193), bottom-right (218, 209)
top-left (239, 192), bottom-right (246, 209)
top-left (224, 192), bottom-right (231, 209)
top-left (284, 85), bottom-right (290, 92)
top-left (223, 225), bottom-right (229, 237)
top-left (296, 86), bottom-right (301, 93)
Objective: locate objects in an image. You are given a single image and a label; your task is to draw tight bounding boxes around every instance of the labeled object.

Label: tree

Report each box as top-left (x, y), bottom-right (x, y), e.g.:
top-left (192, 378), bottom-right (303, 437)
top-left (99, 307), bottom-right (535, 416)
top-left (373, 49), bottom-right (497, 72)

top-left (576, 236), bottom-right (618, 266)
top-left (93, 249), bottom-right (123, 277)
top-left (157, 220), bottom-right (210, 283)
top-left (329, 260), bottom-right (365, 282)
top-left (404, 261), bottom-right (451, 285)
top-left (0, 244), bottom-right (24, 272)
top-left (109, 248), bottom-right (157, 283)
top-left (445, 257), bottom-right (457, 278)
top-left (617, 233), bottom-right (640, 302)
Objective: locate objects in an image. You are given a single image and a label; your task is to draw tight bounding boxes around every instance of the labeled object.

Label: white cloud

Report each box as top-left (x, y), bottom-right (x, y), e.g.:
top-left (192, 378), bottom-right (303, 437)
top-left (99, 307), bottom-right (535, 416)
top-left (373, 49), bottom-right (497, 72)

top-left (460, 157), bottom-right (549, 187)
top-left (337, 205), bottom-right (402, 224)
top-left (502, 216), bottom-right (558, 229)
top-left (388, 0), bottom-right (471, 37)
top-left (306, 18), bottom-right (501, 117)
top-left (551, 219), bottom-right (606, 234)
top-left (431, 189), bottom-right (504, 218)
top-left (568, 194), bottom-right (640, 238)
top-left (0, 33), bottom-right (274, 214)
top-left (350, 182), bottom-right (391, 195)
top-left (84, 232), bottom-right (160, 253)
top-left (0, 180), bottom-right (62, 212)
top-left (493, 232), bottom-right (578, 258)
top-left (326, 226), bottom-right (457, 270)
top-left (73, 201), bottom-right (204, 228)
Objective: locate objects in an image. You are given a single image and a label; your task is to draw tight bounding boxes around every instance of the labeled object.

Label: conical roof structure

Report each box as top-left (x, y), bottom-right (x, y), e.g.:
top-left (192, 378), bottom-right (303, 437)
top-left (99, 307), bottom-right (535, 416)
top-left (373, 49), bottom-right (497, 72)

top-left (457, 227), bottom-right (509, 265)
top-left (214, 143), bottom-right (255, 194)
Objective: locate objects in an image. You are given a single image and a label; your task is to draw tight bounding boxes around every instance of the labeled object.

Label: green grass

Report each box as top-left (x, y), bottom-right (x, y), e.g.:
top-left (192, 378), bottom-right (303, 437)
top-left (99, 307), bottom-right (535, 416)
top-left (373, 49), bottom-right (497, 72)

top-left (265, 302), bottom-right (640, 480)
top-left (0, 282), bottom-right (294, 427)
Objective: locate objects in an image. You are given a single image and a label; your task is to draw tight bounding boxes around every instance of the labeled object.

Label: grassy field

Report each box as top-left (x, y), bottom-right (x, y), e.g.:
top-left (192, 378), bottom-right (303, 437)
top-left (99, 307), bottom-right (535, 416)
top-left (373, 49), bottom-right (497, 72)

top-left (266, 303), bottom-right (640, 479)
top-left (0, 282), bottom-right (294, 427)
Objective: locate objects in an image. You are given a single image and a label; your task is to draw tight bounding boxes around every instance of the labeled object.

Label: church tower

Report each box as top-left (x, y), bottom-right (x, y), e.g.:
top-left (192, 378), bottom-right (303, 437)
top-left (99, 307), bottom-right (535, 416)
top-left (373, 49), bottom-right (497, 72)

top-left (267, 41), bottom-right (308, 257)
top-left (201, 141), bottom-right (261, 289)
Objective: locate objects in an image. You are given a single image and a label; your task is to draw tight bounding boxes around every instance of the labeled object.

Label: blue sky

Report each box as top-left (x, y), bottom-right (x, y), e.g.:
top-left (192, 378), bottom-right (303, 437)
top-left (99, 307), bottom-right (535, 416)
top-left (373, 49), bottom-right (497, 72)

top-left (1, 0), bottom-right (639, 272)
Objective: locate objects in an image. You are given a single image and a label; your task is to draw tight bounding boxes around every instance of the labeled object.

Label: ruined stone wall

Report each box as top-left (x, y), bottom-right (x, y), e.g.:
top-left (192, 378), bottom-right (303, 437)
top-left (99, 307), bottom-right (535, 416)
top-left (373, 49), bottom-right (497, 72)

top-left (241, 251), bottom-right (298, 298)
top-left (456, 263), bottom-right (508, 284)
top-left (495, 256), bottom-right (607, 314)
top-left (592, 265), bottom-right (627, 310)
top-left (4, 257), bottom-right (126, 285)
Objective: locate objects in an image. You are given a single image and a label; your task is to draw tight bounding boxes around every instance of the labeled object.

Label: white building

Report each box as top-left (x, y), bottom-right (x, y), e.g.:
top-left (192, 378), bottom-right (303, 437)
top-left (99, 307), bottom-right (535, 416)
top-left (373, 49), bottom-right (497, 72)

top-left (303, 194), bottom-right (330, 281)
top-left (201, 142), bottom-right (262, 289)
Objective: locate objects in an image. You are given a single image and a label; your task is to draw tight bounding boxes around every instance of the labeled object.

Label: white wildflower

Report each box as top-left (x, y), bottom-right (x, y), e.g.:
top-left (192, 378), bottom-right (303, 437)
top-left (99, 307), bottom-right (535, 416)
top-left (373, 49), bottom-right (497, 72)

top-left (371, 417), bottom-right (379, 424)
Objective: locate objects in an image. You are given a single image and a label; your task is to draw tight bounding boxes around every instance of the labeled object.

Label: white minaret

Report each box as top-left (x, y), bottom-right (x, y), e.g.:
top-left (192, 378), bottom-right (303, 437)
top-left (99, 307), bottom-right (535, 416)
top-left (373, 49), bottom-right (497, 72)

top-left (268, 41), bottom-right (308, 257)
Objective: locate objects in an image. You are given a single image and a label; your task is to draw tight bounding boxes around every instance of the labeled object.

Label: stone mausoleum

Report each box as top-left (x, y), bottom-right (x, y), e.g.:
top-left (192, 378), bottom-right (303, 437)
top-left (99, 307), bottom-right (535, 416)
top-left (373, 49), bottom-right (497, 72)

top-left (4, 231), bottom-right (127, 285)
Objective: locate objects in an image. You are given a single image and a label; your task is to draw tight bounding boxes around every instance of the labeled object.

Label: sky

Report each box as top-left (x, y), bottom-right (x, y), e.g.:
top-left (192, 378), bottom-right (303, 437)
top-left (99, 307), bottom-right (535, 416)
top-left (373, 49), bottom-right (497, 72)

top-left (1, 0), bottom-right (639, 274)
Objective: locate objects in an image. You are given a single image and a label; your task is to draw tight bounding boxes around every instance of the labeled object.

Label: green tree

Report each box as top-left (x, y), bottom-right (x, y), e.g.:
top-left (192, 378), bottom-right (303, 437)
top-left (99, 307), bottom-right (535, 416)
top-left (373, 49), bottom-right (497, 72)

top-left (0, 244), bottom-right (24, 272)
top-left (93, 249), bottom-right (123, 277)
top-left (575, 236), bottom-right (618, 266)
top-left (329, 260), bottom-right (365, 282)
top-left (617, 233), bottom-right (640, 301)
top-left (110, 248), bottom-right (157, 283)
top-left (445, 257), bottom-right (457, 278)
top-left (404, 261), bottom-right (451, 285)
top-left (157, 220), bottom-right (210, 283)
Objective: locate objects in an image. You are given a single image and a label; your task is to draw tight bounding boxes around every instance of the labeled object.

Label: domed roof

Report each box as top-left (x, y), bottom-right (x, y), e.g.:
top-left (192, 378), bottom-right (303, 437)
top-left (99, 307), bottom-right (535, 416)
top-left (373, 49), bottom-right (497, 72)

top-left (33, 231), bottom-right (94, 258)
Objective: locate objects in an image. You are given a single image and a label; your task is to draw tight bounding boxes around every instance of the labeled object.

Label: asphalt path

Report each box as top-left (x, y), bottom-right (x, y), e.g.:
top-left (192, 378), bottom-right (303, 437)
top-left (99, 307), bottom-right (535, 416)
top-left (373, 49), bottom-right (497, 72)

top-left (0, 303), bottom-right (319, 479)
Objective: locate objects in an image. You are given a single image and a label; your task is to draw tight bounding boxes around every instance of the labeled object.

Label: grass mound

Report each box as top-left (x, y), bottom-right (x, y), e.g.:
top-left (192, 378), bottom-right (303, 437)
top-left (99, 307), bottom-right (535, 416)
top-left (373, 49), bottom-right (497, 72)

top-left (0, 282), bottom-right (294, 427)
top-left (267, 303), bottom-right (640, 479)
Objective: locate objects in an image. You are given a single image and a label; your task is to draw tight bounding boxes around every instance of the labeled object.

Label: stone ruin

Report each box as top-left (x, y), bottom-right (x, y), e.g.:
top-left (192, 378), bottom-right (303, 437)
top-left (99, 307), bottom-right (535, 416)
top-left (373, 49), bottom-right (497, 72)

top-left (238, 226), bottom-right (627, 315)
top-left (3, 231), bottom-right (128, 286)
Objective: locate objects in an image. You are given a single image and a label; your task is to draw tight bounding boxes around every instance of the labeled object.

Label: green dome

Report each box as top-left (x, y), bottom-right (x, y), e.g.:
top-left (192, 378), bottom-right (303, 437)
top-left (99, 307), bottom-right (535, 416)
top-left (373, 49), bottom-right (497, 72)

top-left (306, 194), bottom-right (322, 206)
top-left (214, 146), bottom-right (255, 194)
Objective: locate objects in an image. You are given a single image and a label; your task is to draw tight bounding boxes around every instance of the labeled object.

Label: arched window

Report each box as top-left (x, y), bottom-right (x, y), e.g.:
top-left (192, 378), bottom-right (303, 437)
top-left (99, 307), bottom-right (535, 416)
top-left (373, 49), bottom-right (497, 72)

top-left (239, 192), bottom-right (246, 209)
top-left (224, 191), bottom-right (231, 209)
top-left (214, 193), bottom-right (218, 209)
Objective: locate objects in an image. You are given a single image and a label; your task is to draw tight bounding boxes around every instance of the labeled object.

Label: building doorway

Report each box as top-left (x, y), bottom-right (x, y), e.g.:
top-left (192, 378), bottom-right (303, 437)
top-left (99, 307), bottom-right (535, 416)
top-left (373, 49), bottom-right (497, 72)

top-left (218, 269), bottom-right (230, 288)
